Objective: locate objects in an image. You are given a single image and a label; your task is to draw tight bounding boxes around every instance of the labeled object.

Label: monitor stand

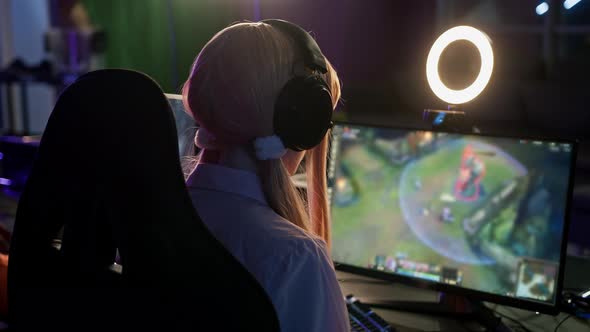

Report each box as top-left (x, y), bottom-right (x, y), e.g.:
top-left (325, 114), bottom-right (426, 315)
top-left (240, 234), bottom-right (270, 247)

top-left (363, 293), bottom-right (511, 332)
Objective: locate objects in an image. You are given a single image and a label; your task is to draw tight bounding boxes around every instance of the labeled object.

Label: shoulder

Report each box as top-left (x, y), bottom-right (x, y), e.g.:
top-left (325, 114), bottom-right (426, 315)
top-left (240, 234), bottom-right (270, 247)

top-left (261, 228), bottom-right (349, 332)
top-left (261, 236), bottom-right (336, 306)
top-left (189, 188), bottom-right (348, 331)
top-left (188, 186), bottom-right (328, 269)
top-left (265, 224), bottom-right (331, 271)
top-left (246, 207), bottom-right (331, 278)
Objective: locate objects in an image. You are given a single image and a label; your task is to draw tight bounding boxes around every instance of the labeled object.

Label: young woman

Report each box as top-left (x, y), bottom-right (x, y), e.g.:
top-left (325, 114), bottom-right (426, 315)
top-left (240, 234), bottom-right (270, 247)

top-left (182, 21), bottom-right (349, 331)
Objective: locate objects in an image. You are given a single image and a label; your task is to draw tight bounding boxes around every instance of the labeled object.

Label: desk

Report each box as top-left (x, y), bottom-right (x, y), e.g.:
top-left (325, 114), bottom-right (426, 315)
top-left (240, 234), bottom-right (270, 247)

top-left (337, 271), bottom-right (590, 332)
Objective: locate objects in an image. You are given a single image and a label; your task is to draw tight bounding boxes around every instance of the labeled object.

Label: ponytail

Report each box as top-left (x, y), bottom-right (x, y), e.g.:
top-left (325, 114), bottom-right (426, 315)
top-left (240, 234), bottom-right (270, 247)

top-left (260, 159), bottom-right (310, 232)
top-left (258, 132), bottom-right (332, 248)
top-left (306, 135), bottom-right (331, 248)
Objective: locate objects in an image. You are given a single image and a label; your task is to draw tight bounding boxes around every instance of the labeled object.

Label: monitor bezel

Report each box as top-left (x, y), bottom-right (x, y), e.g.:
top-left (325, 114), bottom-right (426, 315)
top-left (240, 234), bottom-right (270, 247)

top-left (164, 93), bottom-right (183, 100)
top-left (330, 120), bottom-right (578, 315)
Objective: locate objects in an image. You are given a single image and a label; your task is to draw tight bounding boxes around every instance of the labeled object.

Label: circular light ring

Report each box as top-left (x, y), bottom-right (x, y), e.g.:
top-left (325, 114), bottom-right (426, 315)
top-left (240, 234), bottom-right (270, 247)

top-left (426, 26), bottom-right (494, 105)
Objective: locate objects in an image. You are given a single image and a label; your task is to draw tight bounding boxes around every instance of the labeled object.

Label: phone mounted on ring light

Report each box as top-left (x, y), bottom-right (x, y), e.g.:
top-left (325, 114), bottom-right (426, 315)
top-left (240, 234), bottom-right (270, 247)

top-left (422, 105), bottom-right (480, 134)
top-left (424, 26), bottom-right (493, 135)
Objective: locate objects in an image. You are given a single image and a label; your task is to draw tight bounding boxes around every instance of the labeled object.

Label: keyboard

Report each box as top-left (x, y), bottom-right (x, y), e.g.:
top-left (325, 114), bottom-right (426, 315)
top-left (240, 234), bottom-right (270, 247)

top-left (346, 295), bottom-right (395, 332)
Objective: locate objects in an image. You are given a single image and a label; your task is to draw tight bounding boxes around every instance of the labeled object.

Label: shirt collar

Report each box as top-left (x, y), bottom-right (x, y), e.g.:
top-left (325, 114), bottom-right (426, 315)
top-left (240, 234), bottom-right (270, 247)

top-left (186, 163), bottom-right (268, 205)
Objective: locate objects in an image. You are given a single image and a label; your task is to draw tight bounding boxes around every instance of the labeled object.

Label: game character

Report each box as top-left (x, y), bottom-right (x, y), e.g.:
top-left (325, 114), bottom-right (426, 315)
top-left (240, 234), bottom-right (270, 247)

top-left (385, 256), bottom-right (397, 271)
top-left (440, 206), bottom-right (455, 223)
top-left (455, 144), bottom-right (486, 201)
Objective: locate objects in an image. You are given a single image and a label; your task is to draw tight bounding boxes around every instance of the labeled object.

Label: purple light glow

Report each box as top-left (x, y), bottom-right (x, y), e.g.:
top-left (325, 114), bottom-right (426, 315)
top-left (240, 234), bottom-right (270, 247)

top-left (253, 0), bottom-right (261, 21)
top-left (68, 31), bottom-right (78, 72)
top-left (0, 178), bottom-right (12, 186)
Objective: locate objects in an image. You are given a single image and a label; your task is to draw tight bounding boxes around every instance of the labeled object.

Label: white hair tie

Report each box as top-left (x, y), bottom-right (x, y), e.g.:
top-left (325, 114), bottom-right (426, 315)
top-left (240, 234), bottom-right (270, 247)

top-left (195, 127), bottom-right (222, 150)
top-left (254, 135), bottom-right (287, 160)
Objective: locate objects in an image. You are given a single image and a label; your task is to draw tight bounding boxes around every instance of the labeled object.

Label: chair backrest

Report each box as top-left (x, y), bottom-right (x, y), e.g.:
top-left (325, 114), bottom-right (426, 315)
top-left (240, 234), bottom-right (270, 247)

top-left (8, 69), bottom-right (280, 331)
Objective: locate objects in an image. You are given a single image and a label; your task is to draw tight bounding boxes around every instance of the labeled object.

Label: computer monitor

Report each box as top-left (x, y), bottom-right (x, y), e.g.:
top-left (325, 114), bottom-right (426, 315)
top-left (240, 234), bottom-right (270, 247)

top-left (165, 94), bottom-right (198, 158)
top-left (329, 122), bottom-right (576, 314)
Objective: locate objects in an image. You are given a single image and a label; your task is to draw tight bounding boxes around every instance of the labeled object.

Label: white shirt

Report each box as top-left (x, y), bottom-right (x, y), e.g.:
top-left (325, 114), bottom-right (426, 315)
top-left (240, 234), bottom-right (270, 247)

top-left (187, 163), bottom-right (349, 332)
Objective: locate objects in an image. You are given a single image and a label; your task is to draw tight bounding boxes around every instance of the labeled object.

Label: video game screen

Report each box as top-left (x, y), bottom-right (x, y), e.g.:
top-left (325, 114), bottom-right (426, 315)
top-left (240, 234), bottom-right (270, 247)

top-left (329, 124), bottom-right (575, 305)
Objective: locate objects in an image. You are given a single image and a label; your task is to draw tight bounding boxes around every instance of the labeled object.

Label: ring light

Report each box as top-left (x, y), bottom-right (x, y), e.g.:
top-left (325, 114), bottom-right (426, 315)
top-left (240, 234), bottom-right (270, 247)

top-left (426, 26), bottom-right (494, 105)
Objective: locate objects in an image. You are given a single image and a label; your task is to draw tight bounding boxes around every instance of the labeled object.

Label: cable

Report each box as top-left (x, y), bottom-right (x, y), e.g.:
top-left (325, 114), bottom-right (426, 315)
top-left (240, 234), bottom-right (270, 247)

top-left (554, 314), bottom-right (572, 332)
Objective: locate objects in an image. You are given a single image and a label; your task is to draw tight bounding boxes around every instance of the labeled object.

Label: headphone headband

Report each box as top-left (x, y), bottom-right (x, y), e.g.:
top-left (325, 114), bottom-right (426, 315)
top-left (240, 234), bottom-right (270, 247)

top-left (261, 19), bottom-right (334, 152)
top-left (262, 19), bottom-right (328, 74)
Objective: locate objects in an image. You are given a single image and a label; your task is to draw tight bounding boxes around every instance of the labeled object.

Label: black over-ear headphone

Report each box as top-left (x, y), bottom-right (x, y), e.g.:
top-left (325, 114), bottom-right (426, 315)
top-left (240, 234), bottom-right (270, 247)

top-left (262, 19), bottom-right (334, 152)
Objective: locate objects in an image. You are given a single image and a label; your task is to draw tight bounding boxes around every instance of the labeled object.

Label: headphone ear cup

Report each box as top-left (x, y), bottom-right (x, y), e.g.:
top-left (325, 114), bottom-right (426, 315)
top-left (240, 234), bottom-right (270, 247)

top-left (273, 76), bottom-right (333, 151)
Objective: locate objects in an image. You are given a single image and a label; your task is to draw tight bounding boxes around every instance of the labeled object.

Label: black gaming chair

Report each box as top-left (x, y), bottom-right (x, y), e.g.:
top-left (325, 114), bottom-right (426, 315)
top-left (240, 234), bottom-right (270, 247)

top-left (7, 69), bottom-right (280, 331)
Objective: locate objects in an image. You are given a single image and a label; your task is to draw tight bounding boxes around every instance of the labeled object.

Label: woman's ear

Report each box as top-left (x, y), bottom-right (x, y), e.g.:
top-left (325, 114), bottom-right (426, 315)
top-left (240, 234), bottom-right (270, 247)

top-left (281, 149), bottom-right (306, 175)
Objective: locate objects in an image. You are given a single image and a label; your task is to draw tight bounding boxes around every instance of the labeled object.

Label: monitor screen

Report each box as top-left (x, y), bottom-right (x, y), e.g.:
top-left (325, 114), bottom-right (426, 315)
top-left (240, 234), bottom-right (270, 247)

top-left (329, 123), bottom-right (575, 308)
top-left (165, 94), bottom-right (197, 158)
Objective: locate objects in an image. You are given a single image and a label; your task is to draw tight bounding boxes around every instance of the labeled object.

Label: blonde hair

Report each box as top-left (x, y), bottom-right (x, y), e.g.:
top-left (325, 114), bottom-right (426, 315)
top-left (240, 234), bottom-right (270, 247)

top-left (182, 22), bottom-right (341, 247)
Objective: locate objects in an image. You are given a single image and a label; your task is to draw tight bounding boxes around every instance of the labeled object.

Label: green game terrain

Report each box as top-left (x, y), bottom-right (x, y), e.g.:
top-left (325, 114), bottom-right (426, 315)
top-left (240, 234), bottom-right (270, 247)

top-left (332, 138), bottom-right (522, 295)
top-left (401, 140), bottom-right (519, 243)
top-left (332, 142), bottom-right (449, 267)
